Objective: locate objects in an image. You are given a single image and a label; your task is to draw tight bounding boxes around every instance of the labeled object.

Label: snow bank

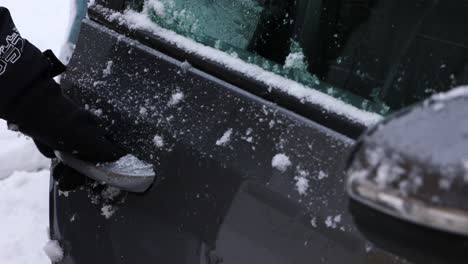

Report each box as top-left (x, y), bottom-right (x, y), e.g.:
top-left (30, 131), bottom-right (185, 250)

top-left (0, 1), bottom-right (72, 263)
top-left (0, 121), bottom-right (49, 179)
top-left (2, 0), bottom-right (72, 55)
top-left (0, 170), bottom-right (50, 264)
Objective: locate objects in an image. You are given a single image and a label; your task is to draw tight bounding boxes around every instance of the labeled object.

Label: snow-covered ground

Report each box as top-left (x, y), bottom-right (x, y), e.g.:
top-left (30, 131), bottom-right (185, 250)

top-left (0, 1), bottom-right (72, 263)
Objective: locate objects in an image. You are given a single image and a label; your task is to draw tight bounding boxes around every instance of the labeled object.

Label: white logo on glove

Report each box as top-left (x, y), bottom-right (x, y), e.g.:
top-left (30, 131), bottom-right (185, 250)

top-left (0, 31), bottom-right (24, 76)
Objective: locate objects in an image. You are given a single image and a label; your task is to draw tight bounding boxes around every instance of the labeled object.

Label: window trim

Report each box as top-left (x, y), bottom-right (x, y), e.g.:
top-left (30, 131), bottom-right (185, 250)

top-left (88, 5), bottom-right (379, 139)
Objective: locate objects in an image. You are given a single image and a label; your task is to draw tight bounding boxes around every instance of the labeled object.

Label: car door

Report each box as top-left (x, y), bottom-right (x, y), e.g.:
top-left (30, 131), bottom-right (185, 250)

top-left (50, 0), bottom-right (468, 263)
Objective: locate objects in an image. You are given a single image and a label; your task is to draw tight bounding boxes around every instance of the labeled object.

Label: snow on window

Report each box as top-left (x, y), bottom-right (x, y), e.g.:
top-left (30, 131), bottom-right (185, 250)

top-left (146, 0), bottom-right (166, 17)
top-left (88, 0), bottom-right (96, 8)
top-left (168, 91), bottom-right (185, 106)
top-left (153, 135), bottom-right (165, 148)
top-left (43, 240), bottom-right (64, 262)
top-left (284, 42), bottom-right (308, 71)
top-left (271, 153), bottom-right (291, 172)
top-left (216, 128), bottom-right (233, 146)
top-left (99, 7), bottom-right (382, 126)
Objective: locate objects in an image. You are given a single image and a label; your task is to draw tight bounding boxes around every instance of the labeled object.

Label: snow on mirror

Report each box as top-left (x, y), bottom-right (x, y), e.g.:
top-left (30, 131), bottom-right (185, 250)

top-left (346, 87), bottom-right (468, 237)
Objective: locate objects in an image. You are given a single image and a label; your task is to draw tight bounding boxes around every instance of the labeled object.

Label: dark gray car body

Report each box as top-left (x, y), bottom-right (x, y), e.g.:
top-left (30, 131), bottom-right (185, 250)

top-left (50, 1), bottom-right (468, 263)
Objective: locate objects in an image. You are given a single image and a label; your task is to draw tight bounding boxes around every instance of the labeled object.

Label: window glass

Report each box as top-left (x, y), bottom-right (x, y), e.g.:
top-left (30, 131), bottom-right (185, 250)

top-left (132, 0), bottom-right (468, 115)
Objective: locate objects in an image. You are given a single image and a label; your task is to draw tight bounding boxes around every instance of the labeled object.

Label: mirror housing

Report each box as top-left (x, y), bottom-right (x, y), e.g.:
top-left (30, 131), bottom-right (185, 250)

top-left (346, 86), bottom-right (468, 236)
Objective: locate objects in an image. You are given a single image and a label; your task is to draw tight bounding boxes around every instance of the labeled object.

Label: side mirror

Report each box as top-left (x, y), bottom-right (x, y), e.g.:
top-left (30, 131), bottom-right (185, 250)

top-left (346, 87), bottom-right (468, 237)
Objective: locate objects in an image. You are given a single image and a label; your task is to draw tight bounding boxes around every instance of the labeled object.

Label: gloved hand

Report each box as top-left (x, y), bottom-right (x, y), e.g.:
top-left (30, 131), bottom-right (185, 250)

top-left (5, 50), bottom-right (125, 163)
top-left (7, 74), bottom-right (126, 162)
top-left (0, 7), bottom-right (124, 163)
top-left (7, 74), bottom-right (125, 162)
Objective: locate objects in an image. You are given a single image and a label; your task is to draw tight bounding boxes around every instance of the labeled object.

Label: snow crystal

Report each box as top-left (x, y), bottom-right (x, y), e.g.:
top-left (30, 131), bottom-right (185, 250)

top-left (103, 60), bottom-right (113, 77)
top-left (43, 240), bottom-right (64, 262)
top-left (102, 8), bottom-right (382, 126)
top-left (269, 120), bottom-right (275, 128)
top-left (93, 108), bottom-right (103, 117)
top-left (294, 169), bottom-right (309, 195)
top-left (324, 214), bottom-right (341, 229)
top-left (334, 214), bottom-right (342, 223)
top-left (439, 178), bottom-right (453, 190)
top-left (284, 51), bottom-right (306, 69)
top-left (272, 154), bottom-right (291, 172)
top-left (139, 107), bottom-right (148, 116)
top-left (317, 171), bottom-right (328, 180)
top-left (180, 60), bottom-right (191, 72)
top-left (153, 135), bottom-right (165, 148)
top-left (168, 92), bottom-right (184, 106)
top-left (101, 186), bottom-right (121, 200)
top-left (147, 0), bottom-right (166, 17)
top-left (365, 243), bottom-right (373, 253)
top-left (58, 190), bottom-right (70, 197)
top-left (98, 154), bottom-right (154, 177)
top-left (216, 128), bottom-right (233, 146)
top-left (88, 0), bottom-right (96, 7)
top-left (101, 205), bottom-right (116, 219)
top-left (310, 217), bottom-right (317, 228)
top-left (294, 176), bottom-right (309, 196)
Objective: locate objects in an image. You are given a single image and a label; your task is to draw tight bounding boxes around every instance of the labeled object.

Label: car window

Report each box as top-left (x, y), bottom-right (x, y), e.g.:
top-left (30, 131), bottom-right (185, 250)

top-left (129, 0), bottom-right (468, 115)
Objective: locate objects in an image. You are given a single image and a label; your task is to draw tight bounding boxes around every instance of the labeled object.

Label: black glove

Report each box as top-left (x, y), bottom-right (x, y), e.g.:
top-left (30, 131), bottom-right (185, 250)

top-left (7, 74), bottom-right (126, 162)
top-left (8, 54), bottom-right (126, 162)
top-left (0, 7), bottom-right (124, 162)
